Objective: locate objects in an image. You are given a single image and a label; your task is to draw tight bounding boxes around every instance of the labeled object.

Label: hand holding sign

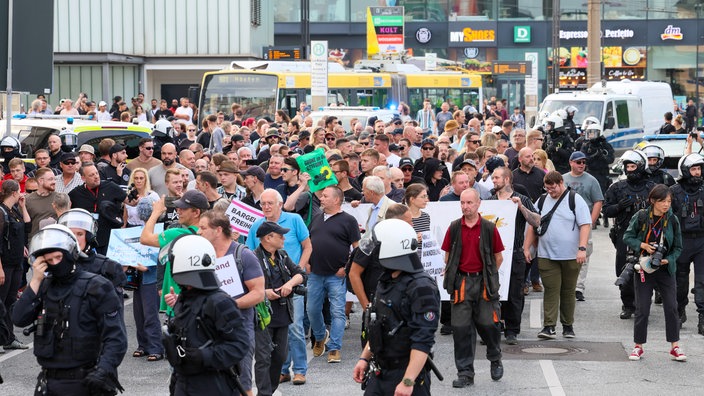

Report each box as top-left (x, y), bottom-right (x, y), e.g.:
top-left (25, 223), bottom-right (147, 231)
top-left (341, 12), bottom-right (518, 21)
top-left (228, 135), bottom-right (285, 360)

top-left (295, 148), bottom-right (338, 192)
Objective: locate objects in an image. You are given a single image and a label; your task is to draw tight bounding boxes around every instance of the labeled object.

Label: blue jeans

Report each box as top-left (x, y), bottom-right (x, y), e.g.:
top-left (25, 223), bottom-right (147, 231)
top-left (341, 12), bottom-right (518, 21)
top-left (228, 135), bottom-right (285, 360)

top-left (281, 294), bottom-right (307, 375)
top-left (306, 273), bottom-right (347, 352)
top-left (133, 282), bottom-right (163, 355)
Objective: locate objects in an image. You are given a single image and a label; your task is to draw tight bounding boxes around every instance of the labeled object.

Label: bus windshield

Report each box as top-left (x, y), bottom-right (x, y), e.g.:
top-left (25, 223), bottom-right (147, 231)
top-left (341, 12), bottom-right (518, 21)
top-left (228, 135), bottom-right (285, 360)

top-left (539, 100), bottom-right (604, 126)
top-left (199, 73), bottom-right (278, 119)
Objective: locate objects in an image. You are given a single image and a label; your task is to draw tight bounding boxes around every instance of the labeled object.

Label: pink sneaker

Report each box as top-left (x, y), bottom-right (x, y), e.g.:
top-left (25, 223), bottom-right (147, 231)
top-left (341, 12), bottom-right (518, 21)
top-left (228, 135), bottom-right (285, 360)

top-left (670, 346), bottom-right (687, 362)
top-left (629, 345), bottom-right (643, 361)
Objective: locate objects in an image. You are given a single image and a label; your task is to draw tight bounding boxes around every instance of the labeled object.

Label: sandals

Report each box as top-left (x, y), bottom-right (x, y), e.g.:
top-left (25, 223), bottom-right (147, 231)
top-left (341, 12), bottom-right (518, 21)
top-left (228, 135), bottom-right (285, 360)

top-left (147, 353), bottom-right (164, 362)
top-left (132, 350), bottom-right (146, 358)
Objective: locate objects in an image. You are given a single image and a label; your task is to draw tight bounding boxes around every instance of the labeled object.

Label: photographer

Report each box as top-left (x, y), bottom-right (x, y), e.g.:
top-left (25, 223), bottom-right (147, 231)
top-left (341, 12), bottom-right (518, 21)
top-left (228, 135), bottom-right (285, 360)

top-left (252, 222), bottom-right (306, 396)
top-left (623, 184), bottom-right (685, 361)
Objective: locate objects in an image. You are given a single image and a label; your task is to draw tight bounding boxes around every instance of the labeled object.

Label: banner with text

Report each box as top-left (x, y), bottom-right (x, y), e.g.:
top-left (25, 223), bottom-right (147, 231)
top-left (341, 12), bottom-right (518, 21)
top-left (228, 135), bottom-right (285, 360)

top-left (296, 148), bottom-right (338, 192)
top-left (226, 199), bottom-right (265, 237)
top-left (214, 254), bottom-right (245, 297)
top-left (107, 224), bottom-right (164, 267)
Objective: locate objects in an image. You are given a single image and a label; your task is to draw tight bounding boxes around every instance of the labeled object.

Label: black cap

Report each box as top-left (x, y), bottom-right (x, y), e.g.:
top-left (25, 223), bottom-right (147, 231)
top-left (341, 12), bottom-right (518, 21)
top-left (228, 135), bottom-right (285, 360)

top-left (399, 157), bottom-right (414, 168)
top-left (109, 143), bottom-right (126, 155)
top-left (392, 128), bottom-right (404, 135)
top-left (60, 152), bottom-right (77, 163)
top-left (421, 138), bottom-right (435, 147)
top-left (389, 144), bottom-right (400, 152)
top-left (256, 221), bottom-right (290, 238)
top-left (231, 134), bottom-right (244, 142)
top-left (241, 166), bottom-right (266, 182)
top-left (173, 190), bottom-right (210, 211)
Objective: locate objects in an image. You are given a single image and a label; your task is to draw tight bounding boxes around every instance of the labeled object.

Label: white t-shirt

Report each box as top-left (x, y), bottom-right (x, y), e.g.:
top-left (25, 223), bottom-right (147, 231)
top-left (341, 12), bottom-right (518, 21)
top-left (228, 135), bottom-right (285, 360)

top-left (386, 153), bottom-right (401, 168)
top-left (535, 191), bottom-right (592, 260)
top-left (174, 106), bottom-right (194, 124)
top-left (96, 110), bottom-right (112, 122)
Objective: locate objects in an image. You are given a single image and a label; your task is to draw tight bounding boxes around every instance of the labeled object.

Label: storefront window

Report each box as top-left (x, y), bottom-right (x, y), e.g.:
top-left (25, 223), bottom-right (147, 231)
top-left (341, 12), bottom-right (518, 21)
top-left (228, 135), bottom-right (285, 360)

top-left (602, 2), bottom-right (645, 20)
top-left (450, 0), bottom-right (497, 20)
top-left (648, 45), bottom-right (698, 97)
top-left (351, 0), bottom-right (380, 22)
top-left (309, 0), bottom-right (349, 22)
top-left (401, 0), bottom-right (449, 22)
top-left (498, 0), bottom-right (546, 20)
top-left (560, 0), bottom-right (587, 20)
top-left (274, 0), bottom-right (301, 22)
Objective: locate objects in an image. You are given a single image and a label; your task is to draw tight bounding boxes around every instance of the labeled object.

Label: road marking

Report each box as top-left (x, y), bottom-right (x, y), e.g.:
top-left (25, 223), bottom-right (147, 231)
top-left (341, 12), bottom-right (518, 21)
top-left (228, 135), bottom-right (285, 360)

top-left (530, 299), bottom-right (542, 328)
top-left (539, 360), bottom-right (565, 396)
top-left (0, 294), bottom-right (135, 363)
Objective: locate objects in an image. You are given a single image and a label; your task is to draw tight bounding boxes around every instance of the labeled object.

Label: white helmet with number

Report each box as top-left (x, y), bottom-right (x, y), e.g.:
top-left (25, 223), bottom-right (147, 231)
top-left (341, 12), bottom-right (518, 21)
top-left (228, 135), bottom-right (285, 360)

top-left (553, 109), bottom-right (568, 120)
top-left (58, 208), bottom-right (99, 249)
top-left (168, 234), bottom-right (219, 290)
top-left (28, 224), bottom-right (80, 262)
top-left (374, 219), bottom-right (423, 273)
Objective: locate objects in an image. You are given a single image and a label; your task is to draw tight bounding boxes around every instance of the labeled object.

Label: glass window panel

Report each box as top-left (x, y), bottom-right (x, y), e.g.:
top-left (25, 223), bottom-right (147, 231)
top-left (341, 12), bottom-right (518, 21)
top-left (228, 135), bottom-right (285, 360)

top-left (351, 0), bottom-right (378, 22)
top-left (451, 0), bottom-right (496, 20)
top-left (309, 0), bottom-right (349, 22)
top-left (404, 0), bottom-right (449, 22)
top-left (498, 0), bottom-right (545, 20)
top-left (274, 0), bottom-right (301, 22)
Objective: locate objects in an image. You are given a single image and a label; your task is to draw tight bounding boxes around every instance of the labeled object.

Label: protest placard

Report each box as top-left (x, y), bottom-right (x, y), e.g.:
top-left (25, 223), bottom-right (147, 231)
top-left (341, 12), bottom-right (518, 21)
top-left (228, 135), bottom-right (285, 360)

top-left (226, 198), bottom-right (264, 237)
top-left (107, 223), bottom-right (164, 266)
top-left (295, 148), bottom-right (338, 192)
top-left (214, 254), bottom-right (245, 297)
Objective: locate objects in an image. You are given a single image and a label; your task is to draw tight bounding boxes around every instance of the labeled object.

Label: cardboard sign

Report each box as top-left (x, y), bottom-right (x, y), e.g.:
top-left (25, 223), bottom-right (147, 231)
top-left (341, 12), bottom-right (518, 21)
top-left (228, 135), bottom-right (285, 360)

top-left (295, 148), bottom-right (338, 192)
top-left (213, 254), bottom-right (245, 298)
top-left (226, 198), bottom-right (265, 236)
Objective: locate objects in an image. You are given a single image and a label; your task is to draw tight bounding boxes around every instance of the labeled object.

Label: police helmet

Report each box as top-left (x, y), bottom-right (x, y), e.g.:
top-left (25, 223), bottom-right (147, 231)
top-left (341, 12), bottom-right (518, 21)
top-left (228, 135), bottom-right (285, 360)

top-left (553, 109), bottom-right (568, 120)
top-left (565, 105), bottom-right (578, 116)
top-left (581, 116), bottom-right (600, 131)
top-left (620, 150), bottom-right (647, 174)
top-left (0, 136), bottom-right (20, 149)
top-left (28, 224), bottom-right (80, 262)
top-left (585, 124), bottom-right (602, 140)
top-left (374, 219), bottom-right (423, 273)
top-left (57, 209), bottom-right (98, 248)
top-left (678, 153), bottom-right (704, 180)
top-left (152, 118), bottom-right (174, 138)
top-left (168, 234), bottom-right (219, 291)
top-left (59, 128), bottom-right (78, 149)
top-left (640, 144), bottom-right (665, 173)
top-left (543, 114), bottom-right (564, 131)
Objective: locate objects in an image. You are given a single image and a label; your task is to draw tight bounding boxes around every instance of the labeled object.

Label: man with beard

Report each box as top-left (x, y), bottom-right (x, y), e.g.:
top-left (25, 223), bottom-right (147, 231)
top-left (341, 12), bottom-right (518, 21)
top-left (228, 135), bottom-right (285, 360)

top-left (25, 168), bottom-right (58, 238)
top-left (127, 138), bottom-right (162, 172)
top-left (148, 143), bottom-right (193, 196)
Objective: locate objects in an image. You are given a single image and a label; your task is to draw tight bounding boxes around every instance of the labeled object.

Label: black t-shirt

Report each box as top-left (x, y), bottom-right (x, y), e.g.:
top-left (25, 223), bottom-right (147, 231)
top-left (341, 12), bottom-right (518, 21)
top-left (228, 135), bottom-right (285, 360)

top-left (99, 164), bottom-right (131, 186)
top-left (197, 132), bottom-right (211, 149)
top-left (309, 212), bottom-right (361, 276)
top-left (512, 166), bottom-right (546, 202)
top-left (343, 187), bottom-right (363, 203)
top-left (68, 181), bottom-right (127, 248)
top-left (153, 109), bottom-right (173, 121)
top-left (352, 245), bottom-right (383, 302)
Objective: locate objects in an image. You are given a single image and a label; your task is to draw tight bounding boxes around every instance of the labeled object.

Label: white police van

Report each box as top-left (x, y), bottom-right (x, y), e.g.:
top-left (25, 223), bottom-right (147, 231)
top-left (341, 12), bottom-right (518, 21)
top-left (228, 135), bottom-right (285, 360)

top-left (310, 106), bottom-right (398, 132)
top-left (536, 80), bottom-right (673, 152)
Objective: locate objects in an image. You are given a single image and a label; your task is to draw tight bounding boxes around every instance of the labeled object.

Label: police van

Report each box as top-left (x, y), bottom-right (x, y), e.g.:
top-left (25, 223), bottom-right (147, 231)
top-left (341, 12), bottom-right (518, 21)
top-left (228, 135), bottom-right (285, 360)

top-left (536, 80), bottom-right (674, 153)
top-left (0, 115), bottom-right (152, 161)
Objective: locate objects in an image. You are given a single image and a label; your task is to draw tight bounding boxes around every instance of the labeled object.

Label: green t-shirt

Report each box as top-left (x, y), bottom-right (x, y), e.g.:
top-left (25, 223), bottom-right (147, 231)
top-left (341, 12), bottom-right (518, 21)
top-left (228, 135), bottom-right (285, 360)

top-left (158, 226), bottom-right (199, 316)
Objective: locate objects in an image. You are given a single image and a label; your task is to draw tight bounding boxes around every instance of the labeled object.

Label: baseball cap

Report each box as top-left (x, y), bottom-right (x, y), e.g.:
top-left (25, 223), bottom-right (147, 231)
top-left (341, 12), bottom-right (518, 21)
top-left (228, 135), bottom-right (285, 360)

top-left (392, 128), bottom-right (404, 135)
top-left (421, 138), bottom-right (435, 148)
top-left (231, 134), bottom-right (244, 142)
top-left (241, 166), bottom-right (266, 182)
top-left (570, 151), bottom-right (587, 161)
top-left (256, 221), bottom-right (290, 238)
top-left (98, 101), bottom-right (107, 107)
top-left (78, 144), bottom-right (95, 156)
top-left (389, 144), bottom-right (400, 152)
top-left (173, 190), bottom-right (210, 211)
top-left (456, 159), bottom-right (478, 171)
top-left (492, 125), bottom-right (503, 134)
top-left (109, 143), bottom-right (126, 155)
top-left (399, 157), bottom-right (414, 169)
top-left (60, 152), bottom-right (77, 163)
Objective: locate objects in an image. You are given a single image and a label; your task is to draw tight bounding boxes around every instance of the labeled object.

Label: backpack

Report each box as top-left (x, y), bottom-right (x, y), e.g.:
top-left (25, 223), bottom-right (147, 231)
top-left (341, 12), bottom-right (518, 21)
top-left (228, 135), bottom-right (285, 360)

top-left (535, 189), bottom-right (577, 234)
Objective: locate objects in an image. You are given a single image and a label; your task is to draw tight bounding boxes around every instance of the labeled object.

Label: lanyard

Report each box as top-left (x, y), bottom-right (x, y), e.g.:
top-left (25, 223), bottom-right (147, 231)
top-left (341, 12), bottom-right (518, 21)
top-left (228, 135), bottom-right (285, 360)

top-left (88, 186), bottom-right (99, 212)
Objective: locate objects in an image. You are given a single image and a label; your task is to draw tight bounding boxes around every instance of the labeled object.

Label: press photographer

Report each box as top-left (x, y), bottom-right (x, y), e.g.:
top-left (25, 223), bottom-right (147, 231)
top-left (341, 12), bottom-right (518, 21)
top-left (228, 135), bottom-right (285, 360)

top-left (622, 184), bottom-right (685, 361)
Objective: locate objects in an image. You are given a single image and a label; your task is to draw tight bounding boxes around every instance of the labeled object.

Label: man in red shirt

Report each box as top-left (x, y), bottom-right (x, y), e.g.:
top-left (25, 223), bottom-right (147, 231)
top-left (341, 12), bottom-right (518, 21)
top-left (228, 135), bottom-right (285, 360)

top-left (441, 188), bottom-right (504, 388)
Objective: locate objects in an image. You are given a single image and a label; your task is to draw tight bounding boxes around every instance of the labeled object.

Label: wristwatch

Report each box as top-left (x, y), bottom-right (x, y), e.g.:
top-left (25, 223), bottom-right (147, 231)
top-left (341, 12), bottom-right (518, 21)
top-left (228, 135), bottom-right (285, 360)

top-left (578, 246), bottom-right (587, 251)
top-left (402, 378), bottom-right (415, 387)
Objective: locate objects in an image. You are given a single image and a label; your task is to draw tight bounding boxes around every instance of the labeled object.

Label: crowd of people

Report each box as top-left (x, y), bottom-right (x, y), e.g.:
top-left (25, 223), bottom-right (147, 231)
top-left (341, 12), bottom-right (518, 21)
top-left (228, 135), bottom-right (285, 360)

top-left (1, 92), bottom-right (703, 395)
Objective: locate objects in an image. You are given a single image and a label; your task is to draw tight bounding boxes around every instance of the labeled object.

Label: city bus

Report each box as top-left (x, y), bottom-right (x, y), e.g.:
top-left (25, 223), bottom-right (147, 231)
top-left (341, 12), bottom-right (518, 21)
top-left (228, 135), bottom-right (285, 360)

top-left (197, 61), bottom-right (483, 120)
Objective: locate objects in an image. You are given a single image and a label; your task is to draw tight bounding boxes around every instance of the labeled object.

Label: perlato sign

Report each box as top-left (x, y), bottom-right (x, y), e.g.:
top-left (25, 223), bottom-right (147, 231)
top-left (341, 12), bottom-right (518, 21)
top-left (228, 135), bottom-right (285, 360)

top-left (450, 28), bottom-right (495, 44)
top-left (560, 28), bottom-right (635, 40)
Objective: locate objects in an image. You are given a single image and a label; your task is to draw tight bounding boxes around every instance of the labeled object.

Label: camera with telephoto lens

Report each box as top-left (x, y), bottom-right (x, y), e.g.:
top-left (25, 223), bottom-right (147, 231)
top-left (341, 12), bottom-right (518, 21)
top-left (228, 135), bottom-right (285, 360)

top-left (615, 254), bottom-right (639, 287)
top-left (649, 243), bottom-right (667, 270)
top-left (292, 285), bottom-right (307, 296)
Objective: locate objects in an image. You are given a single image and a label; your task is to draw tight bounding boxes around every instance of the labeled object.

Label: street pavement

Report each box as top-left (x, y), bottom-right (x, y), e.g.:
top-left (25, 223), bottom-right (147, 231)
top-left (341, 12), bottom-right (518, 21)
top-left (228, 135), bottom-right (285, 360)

top-left (2, 223), bottom-right (704, 395)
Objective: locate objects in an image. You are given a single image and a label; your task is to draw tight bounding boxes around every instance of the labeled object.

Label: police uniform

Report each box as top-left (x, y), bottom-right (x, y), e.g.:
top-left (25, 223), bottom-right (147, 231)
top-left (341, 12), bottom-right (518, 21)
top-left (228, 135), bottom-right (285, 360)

top-left (358, 219), bottom-right (440, 396)
top-left (11, 225), bottom-right (126, 396)
top-left (546, 129), bottom-right (575, 174)
top-left (603, 151), bottom-right (655, 318)
top-left (78, 251), bottom-right (127, 293)
top-left (671, 154), bottom-right (704, 331)
top-left (647, 169), bottom-right (675, 187)
top-left (162, 234), bottom-right (249, 396)
top-left (580, 136), bottom-right (615, 195)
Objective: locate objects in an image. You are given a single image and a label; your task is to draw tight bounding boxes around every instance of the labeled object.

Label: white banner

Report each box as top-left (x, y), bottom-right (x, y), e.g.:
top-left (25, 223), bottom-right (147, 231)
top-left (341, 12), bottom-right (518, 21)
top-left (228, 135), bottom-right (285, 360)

top-left (342, 201), bottom-right (517, 300)
top-left (214, 254), bottom-right (245, 297)
top-left (225, 198), bottom-right (265, 237)
top-left (107, 224), bottom-right (163, 267)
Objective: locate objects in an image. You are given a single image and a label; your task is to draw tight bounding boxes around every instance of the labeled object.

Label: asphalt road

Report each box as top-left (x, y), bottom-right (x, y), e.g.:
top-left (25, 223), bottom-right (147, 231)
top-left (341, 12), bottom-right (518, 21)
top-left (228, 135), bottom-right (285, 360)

top-left (2, 224), bottom-right (703, 395)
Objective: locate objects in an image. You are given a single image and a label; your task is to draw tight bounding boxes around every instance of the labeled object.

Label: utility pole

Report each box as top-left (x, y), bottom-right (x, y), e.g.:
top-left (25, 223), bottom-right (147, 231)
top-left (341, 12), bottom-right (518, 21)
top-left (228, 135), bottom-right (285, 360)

top-left (551, 0), bottom-right (561, 93)
top-left (4, 0), bottom-right (13, 136)
top-left (587, 0), bottom-right (602, 88)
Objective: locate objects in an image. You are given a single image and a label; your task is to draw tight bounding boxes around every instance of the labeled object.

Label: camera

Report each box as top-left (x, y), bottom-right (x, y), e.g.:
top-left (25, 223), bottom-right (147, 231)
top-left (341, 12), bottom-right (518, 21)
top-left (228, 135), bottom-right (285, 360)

top-left (292, 285), bottom-right (307, 296)
top-left (649, 243), bottom-right (667, 270)
top-left (615, 254), bottom-right (639, 287)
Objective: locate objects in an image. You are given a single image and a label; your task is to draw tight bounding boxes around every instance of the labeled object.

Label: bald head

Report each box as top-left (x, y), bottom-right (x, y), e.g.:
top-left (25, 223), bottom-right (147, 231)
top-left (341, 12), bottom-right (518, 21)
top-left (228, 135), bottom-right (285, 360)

top-left (460, 187), bottom-right (480, 201)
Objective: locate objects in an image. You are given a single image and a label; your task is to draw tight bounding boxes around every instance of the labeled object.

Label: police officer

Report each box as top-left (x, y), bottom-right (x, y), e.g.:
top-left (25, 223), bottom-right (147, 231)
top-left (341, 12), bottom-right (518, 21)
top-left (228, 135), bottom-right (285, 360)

top-left (11, 224), bottom-right (126, 395)
top-left (151, 119), bottom-right (175, 160)
top-left (603, 150), bottom-right (655, 319)
top-left (162, 234), bottom-right (249, 395)
top-left (563, 106), bottom-right (579, 140)
top-left (58, 208), bottom-right (127, 294)
top-left (641, 144), bottom-right (675, 186)
top-left (544, 114), bottom-right (574, 174)
top-left (671, 154), bottom-right (704, 331)
top-left (580, 124), bottom-right (615, 226)
top-left (0, 136), bottom-right (35, 175)
top-left (353, 219), bottom-right (440, 396)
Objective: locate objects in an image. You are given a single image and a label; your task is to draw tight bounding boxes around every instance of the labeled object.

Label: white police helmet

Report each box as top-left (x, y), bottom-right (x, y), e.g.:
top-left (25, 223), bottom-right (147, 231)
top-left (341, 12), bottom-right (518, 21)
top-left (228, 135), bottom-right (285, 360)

top-left (640, 144), bottom-right (665, 173)
top-left (581, 116), bottom-right (600, 131)
top-left (585, 124), bottom-right (602, 139)
top-left (543, 114), bottom-right (564, 130)
top-left (168, 234), bottom-right (219, 290)
top-left (57, 208), bottom-right (98, 248)
top-left (28, 224), bottom-right (80, 262)
top-left (374, 219), bottom-right (423, 273)
top-left (678, 153), bottom-right (704, 180)
top-left (153, 118), bottom-right (174, 138)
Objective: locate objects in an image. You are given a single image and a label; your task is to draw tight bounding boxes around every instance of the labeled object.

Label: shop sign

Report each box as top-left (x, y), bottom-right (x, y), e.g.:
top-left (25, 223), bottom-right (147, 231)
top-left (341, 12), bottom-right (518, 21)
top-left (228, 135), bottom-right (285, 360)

top-left (366, 6), bottom-right (405, 56)
top-left (450, 28), bottom-right (495, 44)
top-left (560, 28), bottom-right (635, 40)
top-left (560, 68), bottom-right (586, 78)
top-left (606, 68), bottom-right (645, 79)
top-left (661, 25), bottom-right (683, 40)
top-left (514, 26), bottom-right (531, 43)
top-left (464, 47), bottom-right (479, 58)
top-left (415, 27), bottom-right (432, 44)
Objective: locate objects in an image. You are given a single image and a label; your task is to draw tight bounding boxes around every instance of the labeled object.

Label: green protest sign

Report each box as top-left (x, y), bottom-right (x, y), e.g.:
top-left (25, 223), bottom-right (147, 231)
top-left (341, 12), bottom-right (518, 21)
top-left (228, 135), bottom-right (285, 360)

top-left (296, 148), bottom-right (338, 192)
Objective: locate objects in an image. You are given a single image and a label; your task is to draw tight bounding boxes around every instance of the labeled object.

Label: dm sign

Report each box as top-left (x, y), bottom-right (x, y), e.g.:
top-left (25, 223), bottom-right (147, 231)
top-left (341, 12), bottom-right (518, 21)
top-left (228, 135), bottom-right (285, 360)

top-left (296, 148), bottom-right (338, 192)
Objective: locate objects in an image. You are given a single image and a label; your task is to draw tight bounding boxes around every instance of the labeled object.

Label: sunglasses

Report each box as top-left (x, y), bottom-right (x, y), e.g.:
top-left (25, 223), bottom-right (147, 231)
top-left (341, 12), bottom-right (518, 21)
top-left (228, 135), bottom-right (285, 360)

top-left (535, 138), bottom-right (544, 141)
top-left (360, 142), bottom-right (370, 146)
top-left (326, 137), bottom-right (336, 141)
top-left (422, 146), bottom-right (435, 151)
top-left (573, 160), bottom-right (586, 165)
top-left (62, 160), bottom-right (77, 165)
top-left (281, 168), bottom-right (293, 173)
top-left (26, 189), bottom-right (37, 194)
top-left (469, 140), bottom-right (481, 144)
top-left (401, 167), bottom-right (413, 172)
top-left (144, 146), bottom-right (154, 150)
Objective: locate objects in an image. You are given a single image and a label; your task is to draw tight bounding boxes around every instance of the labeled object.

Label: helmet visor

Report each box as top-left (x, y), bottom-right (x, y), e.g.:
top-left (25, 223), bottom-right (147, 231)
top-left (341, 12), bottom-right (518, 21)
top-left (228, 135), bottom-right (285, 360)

top-left (29, 228), bottom-right (76, 261)
top-left (58, 210), bottom-right (97, 234)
